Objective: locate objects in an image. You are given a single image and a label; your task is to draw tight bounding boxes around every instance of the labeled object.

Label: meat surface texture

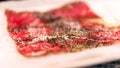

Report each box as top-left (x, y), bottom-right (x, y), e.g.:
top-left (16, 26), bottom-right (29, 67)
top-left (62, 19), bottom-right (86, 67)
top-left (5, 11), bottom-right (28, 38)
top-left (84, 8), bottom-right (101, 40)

top-left (5, 2), bottom-right (120, 57)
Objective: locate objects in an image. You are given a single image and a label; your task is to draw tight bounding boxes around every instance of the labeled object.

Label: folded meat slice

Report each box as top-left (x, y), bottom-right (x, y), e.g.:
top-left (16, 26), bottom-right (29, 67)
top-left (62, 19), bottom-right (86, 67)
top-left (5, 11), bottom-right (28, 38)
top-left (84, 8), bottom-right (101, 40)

top-left (40, 2), bottom-right (99, 22)
top-left (5, 2), bottom-right (120, 57)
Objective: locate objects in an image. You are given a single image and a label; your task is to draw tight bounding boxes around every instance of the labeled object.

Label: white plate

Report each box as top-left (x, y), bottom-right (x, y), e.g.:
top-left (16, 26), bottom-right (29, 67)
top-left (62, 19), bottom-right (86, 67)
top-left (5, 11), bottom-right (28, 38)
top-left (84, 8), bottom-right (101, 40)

top-left (0, 0), bottom-right (120, 68)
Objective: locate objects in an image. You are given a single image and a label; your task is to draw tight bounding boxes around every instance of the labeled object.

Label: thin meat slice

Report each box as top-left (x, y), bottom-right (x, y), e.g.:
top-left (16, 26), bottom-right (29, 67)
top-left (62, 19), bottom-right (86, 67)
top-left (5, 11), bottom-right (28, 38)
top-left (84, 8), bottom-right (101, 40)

top-left (41, 2), bottom-right (98, 21)
top-left (5, 10), bottom-right (51, 56)
top-left (91, 29), bottom-right (120, 44)
top-left (5, 10), bottom-right (44, 30)
top-left (17, 41), bottom-right (61, 56)
top-left (6, 2), bottom-right (120, 57)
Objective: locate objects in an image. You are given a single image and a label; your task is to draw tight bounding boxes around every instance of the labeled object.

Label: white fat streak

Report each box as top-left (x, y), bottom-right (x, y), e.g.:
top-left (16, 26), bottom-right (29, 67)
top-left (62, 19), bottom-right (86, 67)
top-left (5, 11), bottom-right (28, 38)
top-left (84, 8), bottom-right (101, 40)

top-left (31, 35), bottom-right (59, 43)
top-left (67, 21), bottom-right (81, 29)
top-left (32, 35), bottom-right (49, 42)
top-left (63, 21), bottom-right (81, 31)
top-left (31, 34), bottom-right (80, 43)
